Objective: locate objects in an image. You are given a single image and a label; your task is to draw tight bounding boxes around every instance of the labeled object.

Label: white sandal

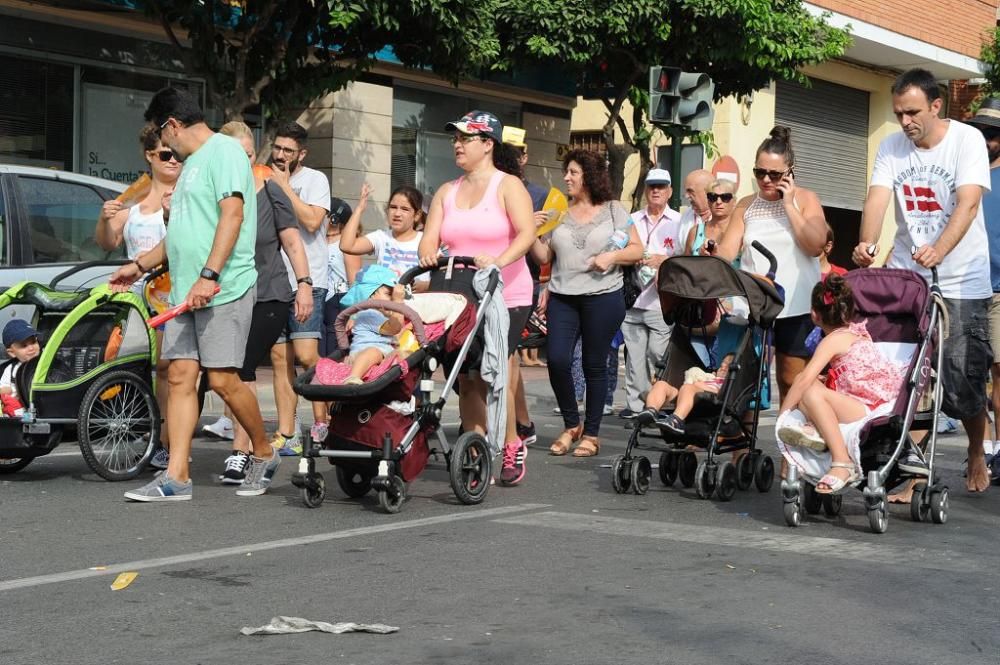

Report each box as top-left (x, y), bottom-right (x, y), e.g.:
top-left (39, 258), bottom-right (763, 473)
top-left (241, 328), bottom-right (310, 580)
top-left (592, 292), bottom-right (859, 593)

top-left (815, 461), bottom-right (860, 495)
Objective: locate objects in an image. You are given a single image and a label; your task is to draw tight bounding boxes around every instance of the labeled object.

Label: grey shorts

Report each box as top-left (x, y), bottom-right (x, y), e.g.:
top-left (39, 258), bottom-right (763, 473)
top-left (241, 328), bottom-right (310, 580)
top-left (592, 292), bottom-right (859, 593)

top-left (276, 287), bottom-right (327, 343)
top-left (940, 297), bottom-right (994, 420)
top-left (989, 293), bottom-right (1000, 360)
top-left (161, 285), bottom-right (255, 369)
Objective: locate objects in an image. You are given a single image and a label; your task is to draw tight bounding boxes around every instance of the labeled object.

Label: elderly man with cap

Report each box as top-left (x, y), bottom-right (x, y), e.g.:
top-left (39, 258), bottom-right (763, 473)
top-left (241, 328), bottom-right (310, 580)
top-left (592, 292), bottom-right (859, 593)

top-left (619, 168), bottom-right (684, 418)
top-left (968, 97), bottom-right (1000, 465)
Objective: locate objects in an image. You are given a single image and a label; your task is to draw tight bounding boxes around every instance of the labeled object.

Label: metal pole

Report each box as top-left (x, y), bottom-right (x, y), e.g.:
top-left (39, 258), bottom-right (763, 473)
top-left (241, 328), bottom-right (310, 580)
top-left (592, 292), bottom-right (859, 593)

top-left (669, 126), bottom-right (685, 210)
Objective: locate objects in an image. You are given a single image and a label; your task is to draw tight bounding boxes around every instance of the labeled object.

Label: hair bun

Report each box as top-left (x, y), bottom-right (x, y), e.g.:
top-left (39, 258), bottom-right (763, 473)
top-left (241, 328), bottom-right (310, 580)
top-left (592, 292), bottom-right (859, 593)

top-left (769, 125), bottom-right (792, 143)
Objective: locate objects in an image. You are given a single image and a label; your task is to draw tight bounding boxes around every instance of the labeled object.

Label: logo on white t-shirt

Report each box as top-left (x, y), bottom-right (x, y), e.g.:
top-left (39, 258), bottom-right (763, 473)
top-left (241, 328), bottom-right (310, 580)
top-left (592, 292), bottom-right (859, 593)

top-left (901, 184), bottom-right (943, 213)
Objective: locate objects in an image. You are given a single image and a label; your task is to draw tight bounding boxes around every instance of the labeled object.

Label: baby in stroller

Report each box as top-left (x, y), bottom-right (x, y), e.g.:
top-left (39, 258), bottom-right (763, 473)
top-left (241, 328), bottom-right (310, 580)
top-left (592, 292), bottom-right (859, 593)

top-left (0, 319), bottom-right (41, 417)
top-left (777, 274), bottom-right (905, 494)
top-left (636, 352), bottom-right (735, 434)
top-left (339, 265), bottom-right (407, 385)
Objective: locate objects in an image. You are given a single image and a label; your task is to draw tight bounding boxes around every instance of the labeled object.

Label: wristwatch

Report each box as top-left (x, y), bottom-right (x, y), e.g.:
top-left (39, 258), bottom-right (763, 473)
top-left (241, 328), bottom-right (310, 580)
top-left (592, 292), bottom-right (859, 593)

top-left (199, 267), bottom-right (220, 282)
top-left (296, 276), bottom-right (313, 286)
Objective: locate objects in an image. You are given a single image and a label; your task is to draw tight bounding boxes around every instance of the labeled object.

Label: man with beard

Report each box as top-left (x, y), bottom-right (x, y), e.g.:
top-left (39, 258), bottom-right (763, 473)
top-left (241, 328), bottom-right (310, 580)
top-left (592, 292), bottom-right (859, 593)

top-left (266, 122), bottom-right (332, 456)
top-left (111, 87), bottom-right (279, 501)
top-left (853, 68), bottom-right (993, 494)
top-left (967, 98), bottom-right (1000, 473)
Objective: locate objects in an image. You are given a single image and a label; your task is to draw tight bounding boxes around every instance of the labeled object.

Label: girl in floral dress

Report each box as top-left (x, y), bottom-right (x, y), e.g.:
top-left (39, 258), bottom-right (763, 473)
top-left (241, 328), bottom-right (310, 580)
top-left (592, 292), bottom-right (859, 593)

top-left (776, 274), bottom-right (905, 494)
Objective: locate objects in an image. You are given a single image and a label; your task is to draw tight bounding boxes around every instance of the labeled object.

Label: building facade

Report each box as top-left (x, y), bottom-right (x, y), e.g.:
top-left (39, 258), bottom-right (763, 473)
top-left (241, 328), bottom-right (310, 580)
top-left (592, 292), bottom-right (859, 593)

top-left (0, 0), bottom-right (575, 230)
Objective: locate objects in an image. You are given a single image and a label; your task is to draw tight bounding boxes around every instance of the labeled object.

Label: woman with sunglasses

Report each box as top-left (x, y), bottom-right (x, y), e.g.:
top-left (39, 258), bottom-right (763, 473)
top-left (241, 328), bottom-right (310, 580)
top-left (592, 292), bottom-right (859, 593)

top-left (96, 123), bottom-right (181, 468)
top-left (685, 179), bottom-right (738, 259)
top-left (418, 110), bottom-right (536, 486)
top-left (717, 125), bottom-right (827, 403)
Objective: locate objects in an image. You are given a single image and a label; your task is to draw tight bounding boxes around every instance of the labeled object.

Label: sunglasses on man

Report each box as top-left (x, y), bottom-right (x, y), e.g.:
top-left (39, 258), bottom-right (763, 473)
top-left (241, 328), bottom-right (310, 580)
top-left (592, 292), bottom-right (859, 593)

top-left (706, 192), bottom-right (734, 203)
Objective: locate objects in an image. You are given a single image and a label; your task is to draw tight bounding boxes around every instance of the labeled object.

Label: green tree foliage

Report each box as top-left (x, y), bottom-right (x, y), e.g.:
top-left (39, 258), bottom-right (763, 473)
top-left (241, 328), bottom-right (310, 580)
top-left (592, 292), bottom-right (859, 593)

top-left (975, 27), bottom-right (1000, 112)
top-left (495, 0), bottom-right (852, 202)
top-left (146, 0), bottom-right (499, 122)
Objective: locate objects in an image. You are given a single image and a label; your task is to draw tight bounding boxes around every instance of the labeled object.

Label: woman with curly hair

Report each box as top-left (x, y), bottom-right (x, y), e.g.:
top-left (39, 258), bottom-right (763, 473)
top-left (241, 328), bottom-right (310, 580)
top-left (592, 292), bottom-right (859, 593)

top-left (531, 149), bottom-right (642, 457)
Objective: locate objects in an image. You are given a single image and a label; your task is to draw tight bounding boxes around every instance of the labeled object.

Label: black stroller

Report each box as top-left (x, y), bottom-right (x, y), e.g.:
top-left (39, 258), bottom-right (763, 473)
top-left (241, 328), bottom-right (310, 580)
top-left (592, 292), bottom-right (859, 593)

top-left (611, 241), bottom-right (784, 501)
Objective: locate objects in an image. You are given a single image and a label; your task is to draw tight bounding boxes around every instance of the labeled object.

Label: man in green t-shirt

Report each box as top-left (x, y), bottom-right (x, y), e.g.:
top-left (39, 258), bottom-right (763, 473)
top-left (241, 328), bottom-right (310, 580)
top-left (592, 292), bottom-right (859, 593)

top-left (109, 87), bottom-right (280, 502)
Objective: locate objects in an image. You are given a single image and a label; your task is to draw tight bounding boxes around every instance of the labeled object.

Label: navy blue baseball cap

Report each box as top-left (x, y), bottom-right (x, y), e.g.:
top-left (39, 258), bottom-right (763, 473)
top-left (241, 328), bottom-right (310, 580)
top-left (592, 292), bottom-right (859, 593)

top-left (3, 319), bottom-right (37, 347)
top-left (445, 110), bottom-right (503, 144)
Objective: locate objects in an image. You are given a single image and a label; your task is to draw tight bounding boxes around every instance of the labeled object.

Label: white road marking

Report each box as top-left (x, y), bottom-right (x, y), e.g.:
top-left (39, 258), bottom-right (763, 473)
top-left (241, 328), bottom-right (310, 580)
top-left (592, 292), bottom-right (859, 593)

top-left (0, 503), bottom-right (549, 593)
top-left (494, 511), bottom-right (982, 572)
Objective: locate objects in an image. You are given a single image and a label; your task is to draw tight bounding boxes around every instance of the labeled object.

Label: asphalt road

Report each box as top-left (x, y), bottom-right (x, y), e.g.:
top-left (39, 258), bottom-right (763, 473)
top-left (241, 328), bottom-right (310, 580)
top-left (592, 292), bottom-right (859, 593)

top-left (2, 366), bottom-right (999, 665)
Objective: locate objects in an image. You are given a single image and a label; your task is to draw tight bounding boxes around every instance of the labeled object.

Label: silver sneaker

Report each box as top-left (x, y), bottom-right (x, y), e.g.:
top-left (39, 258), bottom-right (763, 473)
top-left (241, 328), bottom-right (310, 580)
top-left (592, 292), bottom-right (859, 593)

top-left (124, 474), bottom-right (192, 502)
top-left (236, 452), bottom-right (281, 496)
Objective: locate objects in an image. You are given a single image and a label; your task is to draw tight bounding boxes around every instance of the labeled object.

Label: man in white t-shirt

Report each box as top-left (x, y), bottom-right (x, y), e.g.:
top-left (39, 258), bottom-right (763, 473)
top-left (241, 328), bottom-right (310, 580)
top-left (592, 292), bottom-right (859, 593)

top-left (267, 122), bottom-right (331, 455)
top-left (621, 169), bottom-right (684, 416)
top-left (853, 68), bottom-right (994, 494)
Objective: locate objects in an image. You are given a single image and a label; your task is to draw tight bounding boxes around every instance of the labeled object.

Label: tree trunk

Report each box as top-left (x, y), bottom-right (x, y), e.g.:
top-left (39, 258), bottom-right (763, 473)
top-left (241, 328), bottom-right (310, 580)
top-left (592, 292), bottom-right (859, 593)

top-left (605, 143), bottom-right (636, 202)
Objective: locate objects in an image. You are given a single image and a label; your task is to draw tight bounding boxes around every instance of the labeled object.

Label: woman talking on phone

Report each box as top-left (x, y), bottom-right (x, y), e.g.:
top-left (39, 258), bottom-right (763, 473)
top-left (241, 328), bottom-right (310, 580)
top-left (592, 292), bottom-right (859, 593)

top-left (716, 126), bottom-right (827, 402)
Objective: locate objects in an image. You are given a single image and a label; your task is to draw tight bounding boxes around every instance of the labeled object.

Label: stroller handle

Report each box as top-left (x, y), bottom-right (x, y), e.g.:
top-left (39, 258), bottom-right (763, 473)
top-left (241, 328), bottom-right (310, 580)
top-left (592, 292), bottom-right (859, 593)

top-left (399, 256), bottom-right (501, 295)
top-left (334, 299), bottom-right (427, 351)
top-left (749, 241), bottom-right (777, 279)
top-left (48, 259), bottom-right (130, 290)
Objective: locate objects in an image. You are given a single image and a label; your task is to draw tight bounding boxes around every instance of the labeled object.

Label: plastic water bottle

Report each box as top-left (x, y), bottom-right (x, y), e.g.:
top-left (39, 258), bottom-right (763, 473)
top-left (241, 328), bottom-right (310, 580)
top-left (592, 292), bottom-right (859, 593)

top-left (638, 250), bottom-right (657, 284)
top-left (595, 223), bottom-right (633, 274)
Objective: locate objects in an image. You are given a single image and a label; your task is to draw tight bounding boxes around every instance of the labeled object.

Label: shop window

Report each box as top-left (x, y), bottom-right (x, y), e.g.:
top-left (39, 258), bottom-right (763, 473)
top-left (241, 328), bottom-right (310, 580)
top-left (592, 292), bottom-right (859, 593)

top-left (0, 56), bottom-right (74, 169)
top-left (16, 176), bottom-right (123, 264)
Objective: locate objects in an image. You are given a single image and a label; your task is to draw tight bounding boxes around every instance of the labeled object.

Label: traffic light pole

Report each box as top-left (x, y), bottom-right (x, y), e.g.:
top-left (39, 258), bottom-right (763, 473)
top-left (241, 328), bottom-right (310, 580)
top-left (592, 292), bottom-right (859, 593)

top-left (664, 124), bottom-right (689, 211)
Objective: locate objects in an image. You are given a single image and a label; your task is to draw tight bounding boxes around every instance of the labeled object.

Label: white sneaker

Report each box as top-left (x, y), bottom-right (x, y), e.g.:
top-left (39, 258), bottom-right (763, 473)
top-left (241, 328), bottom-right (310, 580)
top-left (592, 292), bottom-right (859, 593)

top-left (203, 416), bottom-right (234, 440)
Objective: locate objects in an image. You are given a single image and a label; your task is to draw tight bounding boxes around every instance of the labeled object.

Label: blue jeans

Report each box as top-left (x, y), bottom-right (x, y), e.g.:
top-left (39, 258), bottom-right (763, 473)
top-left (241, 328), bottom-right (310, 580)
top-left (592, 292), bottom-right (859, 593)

top-left (547, 290), bottom-right (626, 436)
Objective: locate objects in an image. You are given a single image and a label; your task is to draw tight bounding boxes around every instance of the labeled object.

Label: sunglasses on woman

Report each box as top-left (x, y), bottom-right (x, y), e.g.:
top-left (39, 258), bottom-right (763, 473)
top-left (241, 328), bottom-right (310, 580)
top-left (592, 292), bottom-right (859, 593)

top-left (706, 192), bottom-right (734, 203)
top-left (155, 150), bottom-right (179, 162)
top-left (752, 167), bottom-right (788, 181)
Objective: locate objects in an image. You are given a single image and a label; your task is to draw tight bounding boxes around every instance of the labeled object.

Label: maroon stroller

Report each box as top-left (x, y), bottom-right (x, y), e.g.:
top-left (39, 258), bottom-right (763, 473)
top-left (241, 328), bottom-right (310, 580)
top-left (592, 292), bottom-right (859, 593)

top-left (292, 257), bottom-right (499, 513)
top-left (781, 267), bottom-right (949, 533)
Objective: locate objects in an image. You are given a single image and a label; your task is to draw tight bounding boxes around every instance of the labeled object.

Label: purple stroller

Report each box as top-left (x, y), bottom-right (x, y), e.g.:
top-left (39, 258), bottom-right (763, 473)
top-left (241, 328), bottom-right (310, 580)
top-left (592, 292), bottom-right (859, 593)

top-left (781, 267), bottom-right (948, 533)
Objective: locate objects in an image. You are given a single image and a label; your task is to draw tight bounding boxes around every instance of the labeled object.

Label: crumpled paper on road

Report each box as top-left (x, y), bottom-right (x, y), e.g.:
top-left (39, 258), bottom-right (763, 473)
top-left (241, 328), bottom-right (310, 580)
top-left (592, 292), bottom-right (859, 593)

top-left (240, 616), bottom-right (399, 636)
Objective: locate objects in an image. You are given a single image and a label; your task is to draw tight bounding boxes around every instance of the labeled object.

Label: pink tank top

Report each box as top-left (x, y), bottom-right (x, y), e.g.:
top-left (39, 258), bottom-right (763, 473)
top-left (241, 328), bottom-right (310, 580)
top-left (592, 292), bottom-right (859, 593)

top-left (440, 171), bottom-right (532, 307)
top-left (825, 320), bottom-right (905, 409)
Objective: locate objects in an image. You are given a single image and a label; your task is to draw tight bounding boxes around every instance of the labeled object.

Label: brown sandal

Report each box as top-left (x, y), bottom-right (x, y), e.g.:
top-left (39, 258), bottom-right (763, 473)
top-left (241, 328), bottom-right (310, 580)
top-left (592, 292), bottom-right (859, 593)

top-left (572, 435), bottom-right (600, 457)
top-left (550, 425), bottom-right (583, 456)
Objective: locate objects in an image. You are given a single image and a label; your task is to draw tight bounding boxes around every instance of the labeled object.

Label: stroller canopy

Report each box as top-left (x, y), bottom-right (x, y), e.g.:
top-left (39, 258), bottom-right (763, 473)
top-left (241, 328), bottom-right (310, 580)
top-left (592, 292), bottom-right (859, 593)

top-left (842, 268), bottom-right (929, 342)
top-left (657, 255), bottom-right (785, 327)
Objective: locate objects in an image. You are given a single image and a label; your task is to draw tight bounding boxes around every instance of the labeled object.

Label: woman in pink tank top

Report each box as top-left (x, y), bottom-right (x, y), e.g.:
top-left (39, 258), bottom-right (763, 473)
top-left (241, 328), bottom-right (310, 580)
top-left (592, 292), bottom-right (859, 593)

top-left (419, 110), bottom-right (536, 486)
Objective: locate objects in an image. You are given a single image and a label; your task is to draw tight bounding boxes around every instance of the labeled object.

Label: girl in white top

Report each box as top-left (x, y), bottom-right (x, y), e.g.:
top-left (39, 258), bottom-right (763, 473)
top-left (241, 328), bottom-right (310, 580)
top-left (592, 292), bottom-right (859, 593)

top-left (339, 183), bottom-right (429, 290)
top-left (95, 123), bottom-right (180, 460)
top-left (717, 126), bottom-right (827, 403)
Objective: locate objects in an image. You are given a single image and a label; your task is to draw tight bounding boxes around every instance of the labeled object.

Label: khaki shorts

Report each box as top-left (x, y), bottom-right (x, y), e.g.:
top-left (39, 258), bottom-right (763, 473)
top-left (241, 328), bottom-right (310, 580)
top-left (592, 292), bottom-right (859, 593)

top-left (990, 293), bottom-right (1000, 361)
top-left (162, 285), bottom-right (255, 368)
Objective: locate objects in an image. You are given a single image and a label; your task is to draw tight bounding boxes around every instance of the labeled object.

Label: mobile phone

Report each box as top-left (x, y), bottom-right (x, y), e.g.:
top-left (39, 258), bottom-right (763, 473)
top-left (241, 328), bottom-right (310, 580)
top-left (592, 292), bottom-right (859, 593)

top-left (778, 169), bottom-right (794, 198)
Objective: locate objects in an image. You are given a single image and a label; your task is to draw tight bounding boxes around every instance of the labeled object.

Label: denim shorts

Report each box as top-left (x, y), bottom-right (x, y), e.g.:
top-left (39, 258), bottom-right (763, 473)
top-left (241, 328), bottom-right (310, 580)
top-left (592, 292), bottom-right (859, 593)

top-left (940, 297), bottom-right (994, 420)
top-left (276, 287), bottom-right (327, 343)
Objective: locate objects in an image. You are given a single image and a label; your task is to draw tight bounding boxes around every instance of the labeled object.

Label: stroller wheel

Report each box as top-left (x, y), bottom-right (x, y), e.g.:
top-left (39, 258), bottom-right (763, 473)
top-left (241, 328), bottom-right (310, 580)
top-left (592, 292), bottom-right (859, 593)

top-left (909, 482), bottom-right (929, 522)
top-left (0, 457), bottom-right (34, 474)
top-left (678, 452), bottom-right (697, 488)
top-left (783, 499), bottom-right (802, 527)
top-left (658, 451), bottom-right (677, 487)
top-left (735, 453), bottom-right (754, 491)
top-left (300, 474), bottom-right (326, 509)
top-left (610, 455), bottom-right (631, 494)
top-left (630, 456), bottom-right (651, 495)
top-left (694, 461), bottom-right (716, 500)
top-left (867, 500), bottom-right (888, 534)
top-left (929, 487), bottom-right (949, 524)
top-left (803, 482), bottom-right (823, 515)
top-left (449, 432), bottom-right (492, 505)
top-left (335, 466), bottom-right (373, 499)
top-left (378, 475), bottom-right (406, 514)
top-left (753, 455), bottom-right (775, 493)
top-left (715, 461), bottom-right (737, 502)
top-left (78, 370), bottom-right (158, 481)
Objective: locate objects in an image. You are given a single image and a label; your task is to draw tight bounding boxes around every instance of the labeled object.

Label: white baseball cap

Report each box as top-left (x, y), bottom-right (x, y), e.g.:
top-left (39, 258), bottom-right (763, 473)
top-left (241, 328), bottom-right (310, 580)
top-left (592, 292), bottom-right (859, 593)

top-left (645, 168), bottom-right (672, 185)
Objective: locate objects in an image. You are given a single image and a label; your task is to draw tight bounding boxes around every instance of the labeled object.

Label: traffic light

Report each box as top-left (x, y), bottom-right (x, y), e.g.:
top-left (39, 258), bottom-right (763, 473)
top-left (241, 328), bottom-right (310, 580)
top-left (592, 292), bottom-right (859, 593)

top-left (648, 67), bottom-right (715, 131)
